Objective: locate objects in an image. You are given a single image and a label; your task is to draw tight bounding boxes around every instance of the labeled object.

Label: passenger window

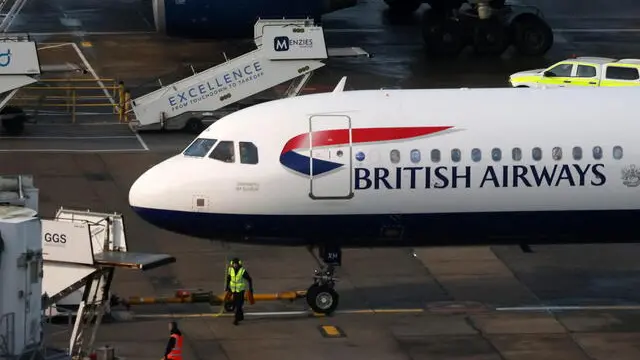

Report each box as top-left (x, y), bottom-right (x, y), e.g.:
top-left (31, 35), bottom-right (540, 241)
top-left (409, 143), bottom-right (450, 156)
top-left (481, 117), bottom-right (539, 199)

top-left (613, 145), bottom-right (623, 160)
top-left (546, 63), bottom-right (573, 77)
top-left (572, 146), bottom-right (582, 160)
top-left (183, 138), bottom-right (217, 157)
top-left (239, 141), bottom-right (259, 164)
top-left (471, 148), bottom-right (481, 162)
top-left (410, 149), bottom-right (421, 163)
top-left (451, 148), bottom-right (461, 163)
top-left (491, 148), bottom-right (501, 162)
top-left (209, 140), bottom-right (235, 163)
top-left (576, 65), bottom-right (596, 78)
top-left (532, 147), bottom-right (542, 161)
top-left (390, 150), bottom-right (400, 164)
top-left (592, 146), bottom-right (603, 160)
top-left (431, 149), bottom-right (441, 163)
top-left (605, 66), bottom-right (639, 80)
top-left (512, 147), bottom-right (522, 161)
top-left (552, 147), bottom-right (562, 161)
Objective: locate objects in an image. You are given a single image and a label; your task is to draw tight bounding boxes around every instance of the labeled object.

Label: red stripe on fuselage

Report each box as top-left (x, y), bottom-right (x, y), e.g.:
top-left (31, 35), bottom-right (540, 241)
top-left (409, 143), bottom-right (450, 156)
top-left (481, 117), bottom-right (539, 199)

top-left (281, 126), bottom-right (453, 154)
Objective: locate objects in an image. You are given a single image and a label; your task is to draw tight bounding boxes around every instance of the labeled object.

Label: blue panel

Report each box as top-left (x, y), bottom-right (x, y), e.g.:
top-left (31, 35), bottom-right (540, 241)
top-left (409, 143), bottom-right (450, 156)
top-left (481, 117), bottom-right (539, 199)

top-left (131, 206), bottom-right (640, 247)
top-left (164, 0), bottom-right (326, 38)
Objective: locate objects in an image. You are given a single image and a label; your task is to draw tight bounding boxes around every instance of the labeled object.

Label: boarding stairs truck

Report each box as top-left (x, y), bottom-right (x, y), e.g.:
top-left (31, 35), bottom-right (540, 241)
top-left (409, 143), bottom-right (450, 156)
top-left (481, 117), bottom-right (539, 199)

top-left (128, 18), bottom-right (369, 133)
top-left (0, 35), bottom-right (40, 136)
top-left (0, 35), bottom-right (85, 136)
top-left (0, 175), bottom-right (176, 360)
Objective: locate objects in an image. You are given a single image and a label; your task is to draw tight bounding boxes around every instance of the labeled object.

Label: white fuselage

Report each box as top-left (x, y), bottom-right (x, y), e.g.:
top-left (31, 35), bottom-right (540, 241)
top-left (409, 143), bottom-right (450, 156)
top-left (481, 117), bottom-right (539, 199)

top-left (129, 86), bottom-right (640, 246)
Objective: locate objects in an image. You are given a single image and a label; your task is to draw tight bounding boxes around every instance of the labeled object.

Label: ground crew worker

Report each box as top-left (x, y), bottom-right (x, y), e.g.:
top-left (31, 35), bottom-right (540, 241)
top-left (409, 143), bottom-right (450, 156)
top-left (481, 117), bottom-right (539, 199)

top-left (226, 257), bottom-right (254, 325)
top-left (164, 321), bottom-right (183, 360)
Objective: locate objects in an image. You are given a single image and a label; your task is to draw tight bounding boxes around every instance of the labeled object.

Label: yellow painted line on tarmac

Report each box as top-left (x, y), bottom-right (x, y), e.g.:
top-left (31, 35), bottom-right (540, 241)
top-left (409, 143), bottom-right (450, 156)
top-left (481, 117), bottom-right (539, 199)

top-left (132, 308), bottom-right (426, 319)
top-left (80, 41), bottom-right (92, 48)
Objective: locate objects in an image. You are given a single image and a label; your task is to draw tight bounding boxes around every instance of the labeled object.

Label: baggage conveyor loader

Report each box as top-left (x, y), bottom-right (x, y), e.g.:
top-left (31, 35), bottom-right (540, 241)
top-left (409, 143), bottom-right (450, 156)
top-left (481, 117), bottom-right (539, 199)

top-left (128, 18), bottom-right (370, 133)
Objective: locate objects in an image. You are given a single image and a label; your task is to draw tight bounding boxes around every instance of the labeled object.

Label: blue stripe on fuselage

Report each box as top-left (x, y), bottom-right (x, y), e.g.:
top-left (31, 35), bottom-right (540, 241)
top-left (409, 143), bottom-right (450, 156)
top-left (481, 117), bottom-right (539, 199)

top-left (279, 151), bottom-right (343, 176)
top-left (131, 206), bottom-right (640, 246)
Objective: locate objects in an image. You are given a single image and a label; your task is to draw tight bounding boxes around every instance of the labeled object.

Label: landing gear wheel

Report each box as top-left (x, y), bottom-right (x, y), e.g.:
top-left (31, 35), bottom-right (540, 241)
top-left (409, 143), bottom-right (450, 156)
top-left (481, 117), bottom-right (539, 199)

top-left (306, 284), bottom-right (339, 315)
top-left (510, 15), bottom-right (553, 56)
top-left (422, 11), bottom-right (464, 57)
top-left (384, 0), bottom-right (421, 14)
top-left (472, 19), bottom-right (508, 56)
top-left (183, 117), bottom-right (204, 134)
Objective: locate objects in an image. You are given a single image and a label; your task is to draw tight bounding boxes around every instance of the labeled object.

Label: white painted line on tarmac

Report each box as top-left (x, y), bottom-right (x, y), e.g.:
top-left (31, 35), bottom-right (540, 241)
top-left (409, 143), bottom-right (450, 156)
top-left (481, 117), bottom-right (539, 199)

top-left (324, 28), bottom-right (640, 35)
top-left (553, 34), bottom-right (568, 44)
top-left (70, 42), bottom-right (115, 108)
top-left (133, 131), bottom-right (150, 151)
top-left (28, 31), bottom-right (157, 36)
top-left (27, 122), bottom-right (128, 126)
top-left (37, 43), bottom-right (72, 51)
top-left (496, 305), bottom-right (640, 311)
top-left (554, 28), bottom-right (640, 33)
top-left (0, 148), bottom-right (148, 153)
top-left (69, 43), bottom-right (149, 151)
top-left (31, 112), bottom-right (114, 116)
top-left (133, 308), bottom-right (426, 319)
top-left (0, 136), bottom-right (138, 140)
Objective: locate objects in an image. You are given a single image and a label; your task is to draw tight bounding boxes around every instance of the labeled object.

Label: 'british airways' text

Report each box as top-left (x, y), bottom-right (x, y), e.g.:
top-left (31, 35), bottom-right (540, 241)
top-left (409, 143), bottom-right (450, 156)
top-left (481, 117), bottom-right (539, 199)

top-left (354, 164), bottom-right (606, 190)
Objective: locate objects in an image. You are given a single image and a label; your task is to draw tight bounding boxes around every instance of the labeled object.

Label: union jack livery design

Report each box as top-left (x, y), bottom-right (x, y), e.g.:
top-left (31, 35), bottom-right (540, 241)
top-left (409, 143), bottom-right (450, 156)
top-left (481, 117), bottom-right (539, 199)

top-left (279, 127), bottom-right (454, 176)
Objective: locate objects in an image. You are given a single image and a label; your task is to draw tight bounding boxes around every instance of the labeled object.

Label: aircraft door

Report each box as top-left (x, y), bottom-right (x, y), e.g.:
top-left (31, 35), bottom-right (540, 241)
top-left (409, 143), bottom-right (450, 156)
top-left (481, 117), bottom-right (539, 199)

top-left (309, 115), bottom-right (354, 200)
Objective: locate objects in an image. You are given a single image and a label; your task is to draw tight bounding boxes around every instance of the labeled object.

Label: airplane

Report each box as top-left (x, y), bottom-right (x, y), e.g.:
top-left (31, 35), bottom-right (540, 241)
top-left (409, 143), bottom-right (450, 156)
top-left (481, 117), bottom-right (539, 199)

top-left (129, 81), bottom-right (640, 315)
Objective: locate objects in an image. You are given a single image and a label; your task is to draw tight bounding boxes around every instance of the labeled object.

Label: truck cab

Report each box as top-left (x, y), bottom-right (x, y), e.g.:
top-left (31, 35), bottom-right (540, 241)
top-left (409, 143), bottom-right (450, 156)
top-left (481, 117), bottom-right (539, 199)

top-left (509, 57), bottom-right (640, 88)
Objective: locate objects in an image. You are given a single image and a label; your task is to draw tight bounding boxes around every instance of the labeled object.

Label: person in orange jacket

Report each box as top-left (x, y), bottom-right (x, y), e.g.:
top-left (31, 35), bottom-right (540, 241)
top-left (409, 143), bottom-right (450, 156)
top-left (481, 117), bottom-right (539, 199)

top-left (226, 257), bottom-right (254, 325)
top-left (163, 321), bottom-right (183, 360)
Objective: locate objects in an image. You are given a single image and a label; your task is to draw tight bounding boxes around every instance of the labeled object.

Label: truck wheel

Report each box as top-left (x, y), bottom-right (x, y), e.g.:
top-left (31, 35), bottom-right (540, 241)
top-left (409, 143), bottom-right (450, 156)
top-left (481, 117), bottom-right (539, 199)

top-left (422, 10), bottom-right (464, 57)
top-left (183, 118), bottom-right (204, 134)
top-left (384, 0), bottom-right (422, 14)
top-left (510, 14), bottom-right (553, 56)
top-left (472, 19), bottom-right (508, 56)
top-left (1, 115), bottom-right (26, 136)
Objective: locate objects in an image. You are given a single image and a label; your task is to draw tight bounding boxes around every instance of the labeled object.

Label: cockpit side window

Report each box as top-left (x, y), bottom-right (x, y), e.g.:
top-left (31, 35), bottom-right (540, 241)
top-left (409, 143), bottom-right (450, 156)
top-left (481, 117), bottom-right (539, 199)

top-left (183, 138), bottom-right (217, 157)
top-left (239, 142), bottom-right (259, 164)
top-left (209, 140), bottom-right (235, 163)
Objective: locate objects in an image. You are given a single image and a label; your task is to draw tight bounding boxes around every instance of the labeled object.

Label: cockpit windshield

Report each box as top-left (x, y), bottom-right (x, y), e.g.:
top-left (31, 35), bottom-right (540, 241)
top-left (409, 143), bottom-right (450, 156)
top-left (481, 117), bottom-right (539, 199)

top-left (183, 138), bottom-right (217, 157)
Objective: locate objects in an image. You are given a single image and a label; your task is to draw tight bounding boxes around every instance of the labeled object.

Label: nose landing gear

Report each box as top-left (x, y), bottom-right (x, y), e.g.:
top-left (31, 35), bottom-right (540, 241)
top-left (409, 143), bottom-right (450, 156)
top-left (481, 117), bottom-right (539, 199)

top-left (305, 244), bottom-right (341, 315)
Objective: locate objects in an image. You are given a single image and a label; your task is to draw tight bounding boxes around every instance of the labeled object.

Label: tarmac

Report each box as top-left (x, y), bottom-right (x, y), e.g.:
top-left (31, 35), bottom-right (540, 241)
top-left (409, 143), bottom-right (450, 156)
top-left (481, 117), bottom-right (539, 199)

top-left (5, 0), bottom-right (640, 359)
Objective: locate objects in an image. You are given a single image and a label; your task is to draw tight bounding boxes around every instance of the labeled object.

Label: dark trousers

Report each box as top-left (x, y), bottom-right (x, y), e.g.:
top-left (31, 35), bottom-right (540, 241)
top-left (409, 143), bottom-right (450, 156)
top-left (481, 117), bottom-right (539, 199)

top-left (231, 290), bottom-right (245, 321)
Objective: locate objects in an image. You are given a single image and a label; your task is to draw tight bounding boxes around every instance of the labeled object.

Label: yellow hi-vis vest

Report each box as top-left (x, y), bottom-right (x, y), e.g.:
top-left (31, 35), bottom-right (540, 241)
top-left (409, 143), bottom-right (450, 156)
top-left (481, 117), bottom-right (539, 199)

top-left (228, 267), bottom-right (246, 292)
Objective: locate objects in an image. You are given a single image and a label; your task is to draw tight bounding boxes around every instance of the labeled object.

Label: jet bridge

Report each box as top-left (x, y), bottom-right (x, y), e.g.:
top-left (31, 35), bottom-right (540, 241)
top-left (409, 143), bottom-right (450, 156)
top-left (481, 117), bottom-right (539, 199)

top-left (128, 18), bottom-right (369, 133)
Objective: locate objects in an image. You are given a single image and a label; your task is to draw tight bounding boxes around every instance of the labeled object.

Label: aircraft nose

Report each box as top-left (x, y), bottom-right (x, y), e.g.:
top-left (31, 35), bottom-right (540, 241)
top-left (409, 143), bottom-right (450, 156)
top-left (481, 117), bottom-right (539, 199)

top-left (129, 156), bottom-right (183, 222)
